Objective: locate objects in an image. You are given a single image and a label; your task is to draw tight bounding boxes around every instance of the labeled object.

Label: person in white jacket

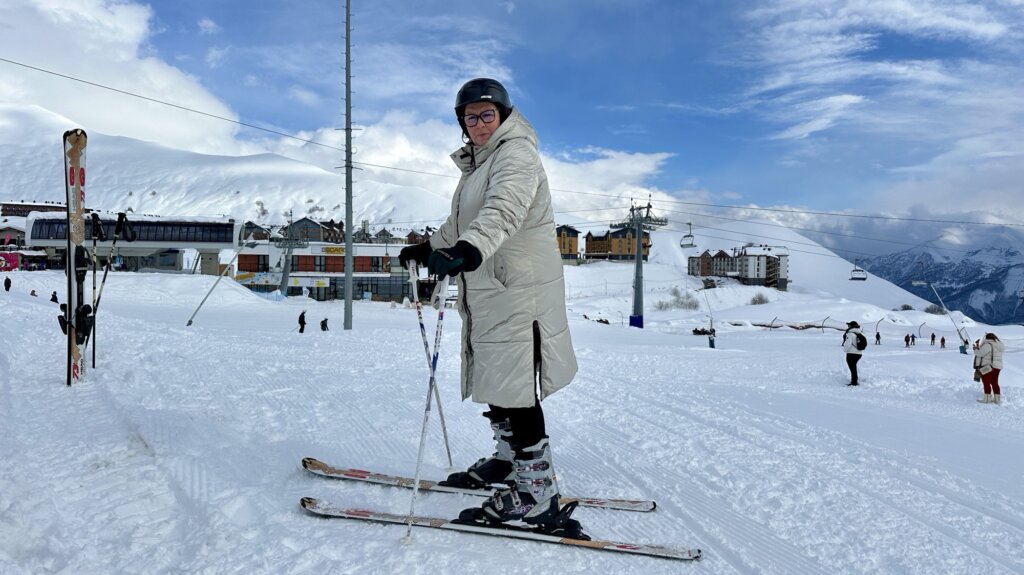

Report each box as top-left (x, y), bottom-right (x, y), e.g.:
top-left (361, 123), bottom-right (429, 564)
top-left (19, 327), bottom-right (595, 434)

top-left (974, 333), bottom-right (1005, 404)
top-left (399, 78), bottom-right (578, 533)
top-left (843, 321), bottom-right (866, 386)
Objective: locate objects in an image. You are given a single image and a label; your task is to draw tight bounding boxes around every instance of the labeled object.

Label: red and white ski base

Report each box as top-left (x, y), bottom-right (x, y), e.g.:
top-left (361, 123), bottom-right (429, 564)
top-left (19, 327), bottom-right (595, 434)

top-left (299, 497), bottom-right (701, 562)
top-left (302, 457), bottom-right (656, 512)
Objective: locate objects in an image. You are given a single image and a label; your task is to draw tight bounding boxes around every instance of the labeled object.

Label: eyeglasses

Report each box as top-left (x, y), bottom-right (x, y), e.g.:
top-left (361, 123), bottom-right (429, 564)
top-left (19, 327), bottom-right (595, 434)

top-left (463, 109), bottom-right (497, 127)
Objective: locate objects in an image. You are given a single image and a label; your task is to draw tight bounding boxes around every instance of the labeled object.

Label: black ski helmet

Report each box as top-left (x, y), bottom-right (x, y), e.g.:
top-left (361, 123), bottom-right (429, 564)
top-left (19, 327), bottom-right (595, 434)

top-left (455, 78), bottom-right (512, 137)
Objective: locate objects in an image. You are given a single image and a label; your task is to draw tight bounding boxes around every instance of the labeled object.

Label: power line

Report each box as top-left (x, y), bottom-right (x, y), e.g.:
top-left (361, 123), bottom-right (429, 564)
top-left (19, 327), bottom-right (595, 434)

top-left (656, 207), bottom-right (975, 256)
top-left (3, 56), bottom-right (1021, 229)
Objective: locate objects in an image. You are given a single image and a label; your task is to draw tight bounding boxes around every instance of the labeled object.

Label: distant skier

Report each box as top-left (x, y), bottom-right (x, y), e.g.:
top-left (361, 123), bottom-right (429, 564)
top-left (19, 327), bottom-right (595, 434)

top-left (298, 310), bottom-right (306, 333)
top-left (904, 334), bottom-right (910, 348)
top-left (3, 276), bottom-right (10, 292)
top-left (940, 336), bottom-right (946, 348)
top-left (843, 321), bottom-right (866, 386)
top-left (30, 289), bottom-right (37, 297)
top-left (50, 291), bottom-right (59, 303)
top-left (910, 334), bottom-right (916, 346)
top-left (320, 318), bottom-right (329, 331)
top-left (930, 333), bottom-right (936, 346)
top-left (875, 332), bottom-right (881, 345)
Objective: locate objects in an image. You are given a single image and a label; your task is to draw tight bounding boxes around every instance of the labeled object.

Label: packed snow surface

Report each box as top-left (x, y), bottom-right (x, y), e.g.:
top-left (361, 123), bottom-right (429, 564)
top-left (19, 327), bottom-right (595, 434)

top-left (2, 257), bottom-right (1023, 574)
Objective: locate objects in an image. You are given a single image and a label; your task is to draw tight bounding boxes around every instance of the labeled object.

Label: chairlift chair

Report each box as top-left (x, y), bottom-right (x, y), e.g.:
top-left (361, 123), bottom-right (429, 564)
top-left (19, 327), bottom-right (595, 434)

top-left (849, 259), bottom-right (867, 281)
top-left (679, 223), bottom-right (695, 249)
top-left (911, 280), bottom-right (928, 287)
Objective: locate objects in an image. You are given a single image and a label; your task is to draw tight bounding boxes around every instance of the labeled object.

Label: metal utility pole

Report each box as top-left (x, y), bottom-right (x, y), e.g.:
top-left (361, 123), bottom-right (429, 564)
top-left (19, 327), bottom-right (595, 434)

top-left (343, 0), bottom-right (354, 330)
top-left (611, 200), bottom-right (666, 328)
top-left (277, 210), bottom-right (307, 295)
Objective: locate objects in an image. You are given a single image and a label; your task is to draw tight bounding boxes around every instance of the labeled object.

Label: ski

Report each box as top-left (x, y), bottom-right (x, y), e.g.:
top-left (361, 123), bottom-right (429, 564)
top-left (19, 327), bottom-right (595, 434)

top-left (299, 498), bottom-right (701, 561)
top-left (62, 129), bottom-right (91, 386)
top-left (301, 457), bottom-right (656, 512)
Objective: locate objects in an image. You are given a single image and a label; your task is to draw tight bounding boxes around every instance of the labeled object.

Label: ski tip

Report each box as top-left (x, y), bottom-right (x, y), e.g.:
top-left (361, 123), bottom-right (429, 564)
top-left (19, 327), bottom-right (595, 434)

top-left (300, 497), bottom-right (318, 510)
top-left (301, 457), bottom-right (320, 470)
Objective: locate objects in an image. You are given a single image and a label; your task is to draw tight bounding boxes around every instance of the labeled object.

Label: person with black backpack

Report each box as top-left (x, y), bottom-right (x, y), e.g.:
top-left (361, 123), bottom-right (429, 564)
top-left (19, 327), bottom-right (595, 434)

top-left (842, 321), bottom-right (866, 386)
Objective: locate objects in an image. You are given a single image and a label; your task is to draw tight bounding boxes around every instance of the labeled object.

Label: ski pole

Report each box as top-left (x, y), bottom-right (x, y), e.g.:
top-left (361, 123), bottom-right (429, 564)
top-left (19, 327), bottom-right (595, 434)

top-left (83, 213), bottom-right (130, 355)
top-left (404, 263), bottom-right (452, 541)
top-left (90, 212), bottom-right (103, 368)
top-left (186, 236), bottom-right (255, 326)
top-left (414, 270), bottom-right (453, 467)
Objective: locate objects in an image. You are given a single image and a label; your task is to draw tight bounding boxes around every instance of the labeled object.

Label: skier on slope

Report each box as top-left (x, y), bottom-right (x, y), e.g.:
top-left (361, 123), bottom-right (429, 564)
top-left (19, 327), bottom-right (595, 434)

top-left (399, 78), bottom-right (578, 531)
top-left (3, 276), bottom-right (10, 292)
top-left (843, 321), bottom-right (865, 386)
top-left (298, 310), bottom-right (306, 334)
top-left (974, 333), bottom-right (1004, 404)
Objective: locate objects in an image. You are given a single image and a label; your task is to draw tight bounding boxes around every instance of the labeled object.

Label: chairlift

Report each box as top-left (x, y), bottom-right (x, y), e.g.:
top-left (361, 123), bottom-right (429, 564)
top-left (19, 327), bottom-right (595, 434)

top-left (911, 280), bottom-right (928, 287)
top-left (849, 259), bottom-right (867, 281)
top-left (679, 223), bottom-right (695, 249)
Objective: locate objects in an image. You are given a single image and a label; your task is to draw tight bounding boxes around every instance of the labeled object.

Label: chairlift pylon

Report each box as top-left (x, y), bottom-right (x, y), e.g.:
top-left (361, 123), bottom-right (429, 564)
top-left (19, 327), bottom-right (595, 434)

top-left (849, 259), bottom-right (867, 281)
top-left (679, 222), bottom-right (695, 249)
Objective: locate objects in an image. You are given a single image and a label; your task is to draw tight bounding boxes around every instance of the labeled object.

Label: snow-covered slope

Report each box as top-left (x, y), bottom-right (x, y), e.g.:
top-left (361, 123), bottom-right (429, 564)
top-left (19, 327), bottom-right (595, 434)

top-left (2, 243), bottom-right (1022, 574)
top-left (0, 103), bottom-right (452, 229)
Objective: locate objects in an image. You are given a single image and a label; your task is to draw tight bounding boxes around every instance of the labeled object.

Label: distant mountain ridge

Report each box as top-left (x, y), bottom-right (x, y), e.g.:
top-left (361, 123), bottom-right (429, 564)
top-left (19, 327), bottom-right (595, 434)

top-left (862, 237), bottom-right (1024, 326)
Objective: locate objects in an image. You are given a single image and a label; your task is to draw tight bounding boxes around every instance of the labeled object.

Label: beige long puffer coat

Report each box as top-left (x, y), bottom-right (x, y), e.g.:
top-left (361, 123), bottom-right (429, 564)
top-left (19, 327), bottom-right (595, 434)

top-left (975, 338), bottom-right (1005, 374)
top-left (430, 109), bottom-right (577, 408)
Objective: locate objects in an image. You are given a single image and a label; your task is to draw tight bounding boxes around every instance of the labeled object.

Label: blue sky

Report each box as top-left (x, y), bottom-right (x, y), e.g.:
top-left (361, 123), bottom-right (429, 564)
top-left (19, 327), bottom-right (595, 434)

top-left (2, 0), bottom-right (1024, 256)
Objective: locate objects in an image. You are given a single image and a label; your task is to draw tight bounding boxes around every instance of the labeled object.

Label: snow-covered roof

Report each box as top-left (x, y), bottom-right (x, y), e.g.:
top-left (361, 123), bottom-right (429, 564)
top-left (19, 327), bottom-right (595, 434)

top-left (0, 216), bottom-right (27, 231)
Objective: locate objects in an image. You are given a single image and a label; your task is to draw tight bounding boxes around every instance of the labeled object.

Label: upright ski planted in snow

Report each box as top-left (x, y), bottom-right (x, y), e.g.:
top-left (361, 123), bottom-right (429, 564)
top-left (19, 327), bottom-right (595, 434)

top-left (299, 498), bottom-right (701, 562)
top-left (61, 129), bottom-right (92, 386)
top-left (301, 457), bottom-right (656, 512)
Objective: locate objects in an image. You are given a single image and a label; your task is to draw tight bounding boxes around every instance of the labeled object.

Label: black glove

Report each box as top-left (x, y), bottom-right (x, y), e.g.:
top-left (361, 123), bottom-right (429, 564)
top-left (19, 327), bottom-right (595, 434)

top-left (399, 241), bottom-right (433, 268)
top-left (427, 241), bottom-right (482, 278)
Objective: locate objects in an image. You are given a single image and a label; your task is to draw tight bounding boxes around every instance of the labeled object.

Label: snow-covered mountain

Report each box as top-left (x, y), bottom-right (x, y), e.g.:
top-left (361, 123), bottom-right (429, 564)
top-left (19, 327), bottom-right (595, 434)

top-left (0, 103), bottom-right (622, 234)
top-left (862, 234), bottom-right (1024, 326)
top-left (0, 104), bottom-right (451, 231)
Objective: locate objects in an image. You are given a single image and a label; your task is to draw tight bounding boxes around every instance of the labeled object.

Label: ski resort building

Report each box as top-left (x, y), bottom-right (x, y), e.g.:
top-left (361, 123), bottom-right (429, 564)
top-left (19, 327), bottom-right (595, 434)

top-left (688, 245), bottom-right (790, 290)
top-left (584, 228), bottom-right (651, 261)
top-left (25, 212), bottom-right (241, 274)
top-left (235, 239), bottom-right (414, 302)
top-left (556, 225), bottom-right (581, 261)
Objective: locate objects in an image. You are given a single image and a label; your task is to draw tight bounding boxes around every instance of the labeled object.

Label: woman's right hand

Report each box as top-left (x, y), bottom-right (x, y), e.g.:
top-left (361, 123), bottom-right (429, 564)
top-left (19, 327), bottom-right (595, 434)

top-left (399, 241), bottom-right (433, 268)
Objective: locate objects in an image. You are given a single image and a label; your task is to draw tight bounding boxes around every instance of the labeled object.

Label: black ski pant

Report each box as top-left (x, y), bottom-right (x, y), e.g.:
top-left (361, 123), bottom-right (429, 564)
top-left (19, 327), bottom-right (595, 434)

top-left (487, 403), bottom-right (545, 456)
top-left (846, 353), bottom-right (862, 384)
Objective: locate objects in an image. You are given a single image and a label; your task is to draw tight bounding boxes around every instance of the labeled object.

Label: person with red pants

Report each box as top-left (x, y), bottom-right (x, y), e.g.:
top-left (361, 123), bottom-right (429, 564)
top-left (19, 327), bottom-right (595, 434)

top-left (974, 333), bottom-right (1004, 404)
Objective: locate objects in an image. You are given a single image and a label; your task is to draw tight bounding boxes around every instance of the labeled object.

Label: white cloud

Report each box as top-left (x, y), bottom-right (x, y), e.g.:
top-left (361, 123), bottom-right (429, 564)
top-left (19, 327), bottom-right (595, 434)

top-left (0, 0), bottom-right (241, 154)
top-left (287, 86), bottom-right (321, 107)
top-left (198, 17), bottom-right (220, 35)
top-left (736, 0), bottom-right (1024, 219)
top-left (205, 46), bottom-right (229, 68)
top-left (772, 94), bottom-right (865, 140)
